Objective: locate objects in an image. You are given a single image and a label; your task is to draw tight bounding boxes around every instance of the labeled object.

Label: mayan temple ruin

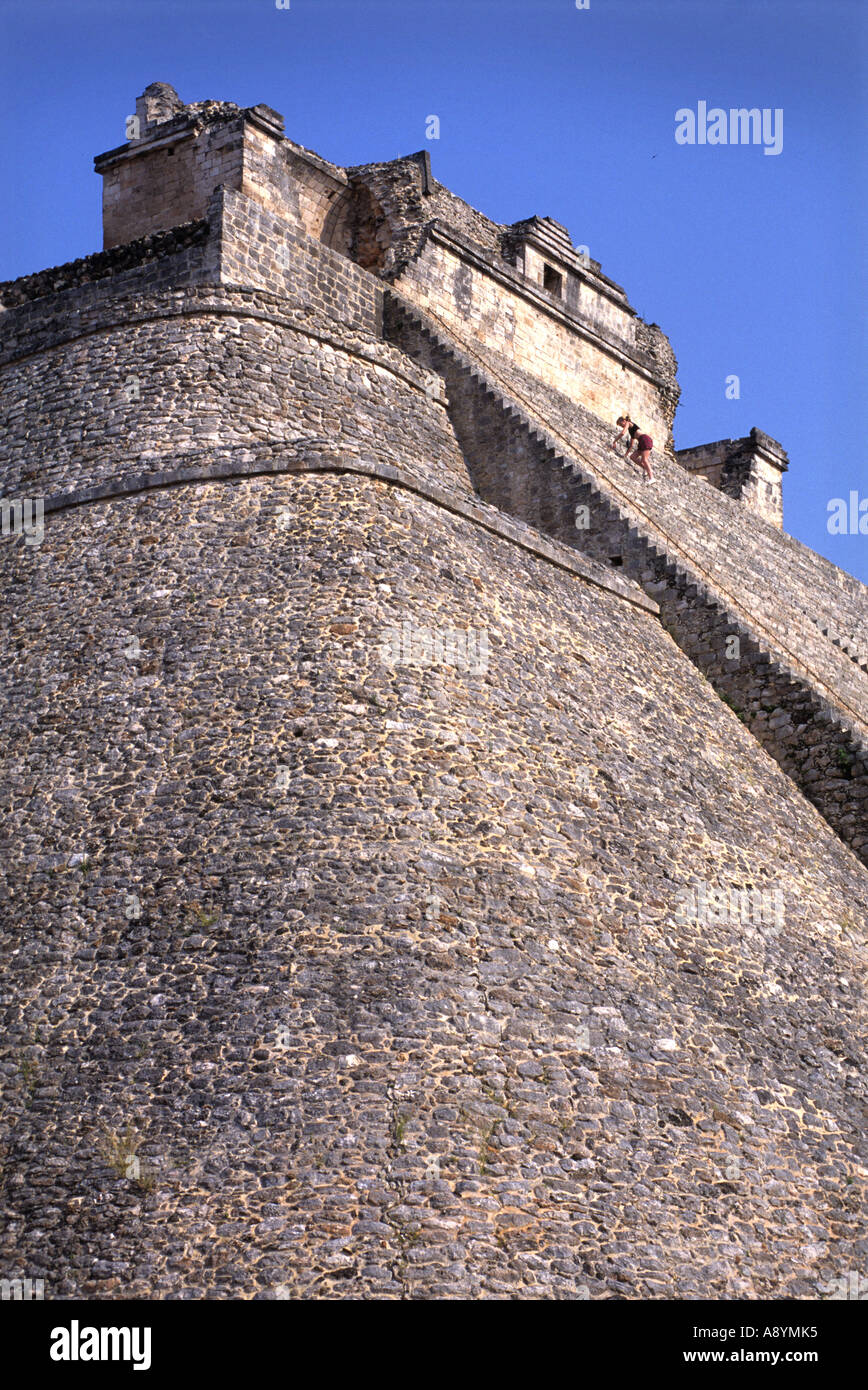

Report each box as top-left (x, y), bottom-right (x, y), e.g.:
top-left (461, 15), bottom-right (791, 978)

top-left (1, 82), bottom-right (865, 1300)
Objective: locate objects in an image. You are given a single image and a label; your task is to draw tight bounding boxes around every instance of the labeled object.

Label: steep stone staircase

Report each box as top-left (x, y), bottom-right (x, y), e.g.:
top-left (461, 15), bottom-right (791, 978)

top-left (384, 288), bottom-right (868, 866)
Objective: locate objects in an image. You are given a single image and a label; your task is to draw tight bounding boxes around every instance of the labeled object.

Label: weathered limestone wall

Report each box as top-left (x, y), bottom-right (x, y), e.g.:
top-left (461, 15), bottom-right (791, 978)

top-left (0, 221), bottom-right (213, 312)
top-left (284, 138), bottom-right (349, 242)
top-left (0, 180), bottom-right (383, 340)
top-left (95, 97), bottom-right (288, 250)
top-left (1, 468), bottom-right (865, 1300)
top-left (391, 224), bottom-right (677, 452)
top-left (676, 438), bottom-right (729, 487)
top-left (95, 83), bottom-right (349, 255)
top-left (677, 432), bottom-right (789, 531)
top-left (214, 187), bottom-right (381, 332)
top-left (97, 115), bottom-right (241, 250)
top-left (0, 274), bottom-right (471, 501)
top-left (99, 132), bottom-right (211, 249)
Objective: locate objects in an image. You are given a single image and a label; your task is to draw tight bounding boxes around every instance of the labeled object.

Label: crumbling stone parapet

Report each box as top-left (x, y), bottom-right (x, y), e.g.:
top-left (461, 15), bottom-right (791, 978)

top-left (676, 428), bottom-right (789, 529)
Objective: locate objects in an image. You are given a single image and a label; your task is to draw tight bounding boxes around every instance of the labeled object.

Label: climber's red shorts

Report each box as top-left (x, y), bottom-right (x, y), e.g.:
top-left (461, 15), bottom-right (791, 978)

top-left (637, 434), bottom-right (653, 452)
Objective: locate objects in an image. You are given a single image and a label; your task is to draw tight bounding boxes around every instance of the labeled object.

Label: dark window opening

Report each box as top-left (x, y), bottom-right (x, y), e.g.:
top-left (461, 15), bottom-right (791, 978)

top-left (609, 556), bottom-right (623, 567)
top-left (543, 264), bottom-right (563, 297)
top-left (167, 148), bottom-right (175, 156)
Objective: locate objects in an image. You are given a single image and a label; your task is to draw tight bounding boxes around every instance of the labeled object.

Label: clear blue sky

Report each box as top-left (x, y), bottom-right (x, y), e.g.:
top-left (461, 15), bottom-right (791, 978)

top-left (1, 0), bottom-right (865, 581)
